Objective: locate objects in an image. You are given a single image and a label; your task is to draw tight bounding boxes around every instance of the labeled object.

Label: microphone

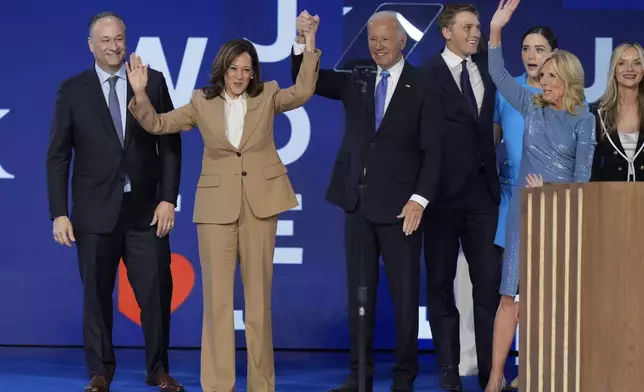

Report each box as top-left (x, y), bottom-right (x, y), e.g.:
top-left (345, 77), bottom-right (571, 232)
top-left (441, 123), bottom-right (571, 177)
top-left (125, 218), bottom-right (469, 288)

top-left (352, 63), bottom-right (377, 95)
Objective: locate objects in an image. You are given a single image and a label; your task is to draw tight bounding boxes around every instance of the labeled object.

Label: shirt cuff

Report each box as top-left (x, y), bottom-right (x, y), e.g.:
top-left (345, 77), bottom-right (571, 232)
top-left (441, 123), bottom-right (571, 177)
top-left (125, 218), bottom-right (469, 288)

top-left (293, 42), bottom-right (306, 56)
top-left (409, 194), bottom-right (429, 209)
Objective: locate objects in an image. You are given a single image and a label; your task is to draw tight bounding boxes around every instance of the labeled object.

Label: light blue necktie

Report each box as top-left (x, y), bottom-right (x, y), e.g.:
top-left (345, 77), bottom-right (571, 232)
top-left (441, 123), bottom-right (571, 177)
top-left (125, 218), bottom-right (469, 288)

top-left (374, 70), bottom-right (390, 131)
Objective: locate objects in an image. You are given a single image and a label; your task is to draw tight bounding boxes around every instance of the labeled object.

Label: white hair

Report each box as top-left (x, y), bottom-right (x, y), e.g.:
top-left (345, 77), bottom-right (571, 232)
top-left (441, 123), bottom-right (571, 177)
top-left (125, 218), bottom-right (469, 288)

top-left (367, 11), bottom-right (406, 39)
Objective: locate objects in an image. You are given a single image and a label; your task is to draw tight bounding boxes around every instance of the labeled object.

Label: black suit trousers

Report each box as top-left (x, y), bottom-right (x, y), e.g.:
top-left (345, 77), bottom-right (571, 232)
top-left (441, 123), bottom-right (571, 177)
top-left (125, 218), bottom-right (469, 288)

top-left (74, 193), bottom-right (172, 380)
top-left (422, 169), bottom-right (501, 381)
top-left (344, 191), bottom-right (421, 388)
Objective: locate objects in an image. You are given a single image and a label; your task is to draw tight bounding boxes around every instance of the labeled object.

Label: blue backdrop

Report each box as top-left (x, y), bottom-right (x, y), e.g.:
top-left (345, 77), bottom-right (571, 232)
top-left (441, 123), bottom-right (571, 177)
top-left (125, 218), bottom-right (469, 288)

top-left (0, 0), bottom-right (642, 349)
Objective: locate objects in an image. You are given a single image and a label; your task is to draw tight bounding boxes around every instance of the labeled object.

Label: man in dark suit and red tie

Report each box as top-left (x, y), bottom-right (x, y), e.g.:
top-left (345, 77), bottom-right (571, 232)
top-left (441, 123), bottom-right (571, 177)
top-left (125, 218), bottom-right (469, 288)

top-left (46, 12), bottom-right (184, 392)
top-left (292, 10), bottom-right (442, 392)
top-left (421, 3), bottom-right (502, 391)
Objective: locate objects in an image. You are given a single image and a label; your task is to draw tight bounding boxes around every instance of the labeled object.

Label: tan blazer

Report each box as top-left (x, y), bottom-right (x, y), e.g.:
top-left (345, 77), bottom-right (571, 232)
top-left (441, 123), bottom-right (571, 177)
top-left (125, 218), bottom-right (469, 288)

top-left (129, 50), bottom-right (321, 224)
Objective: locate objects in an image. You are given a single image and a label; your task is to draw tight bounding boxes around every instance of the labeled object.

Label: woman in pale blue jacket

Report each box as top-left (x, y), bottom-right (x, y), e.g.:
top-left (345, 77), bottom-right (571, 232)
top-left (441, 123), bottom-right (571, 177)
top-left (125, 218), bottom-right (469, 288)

top-left (492, 25), bottom-right (557, 391)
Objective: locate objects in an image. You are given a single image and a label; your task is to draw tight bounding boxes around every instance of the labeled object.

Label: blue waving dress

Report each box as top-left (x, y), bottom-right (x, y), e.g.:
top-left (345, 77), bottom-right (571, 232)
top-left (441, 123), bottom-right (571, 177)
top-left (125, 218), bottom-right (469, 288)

top-left (494, 74), bottom-right (542, 248)
top-left (488, 43), bottom-right (596, 296)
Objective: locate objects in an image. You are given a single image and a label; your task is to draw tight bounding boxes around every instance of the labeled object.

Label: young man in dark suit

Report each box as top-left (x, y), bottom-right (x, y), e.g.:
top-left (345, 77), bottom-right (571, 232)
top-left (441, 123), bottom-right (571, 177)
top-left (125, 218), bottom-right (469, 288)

top-left (292, 11), bottom-right (442, 392)
top-left (46, 12), bottom-right (183, 392)
top-left (421, 3), bottom-right (502, 391)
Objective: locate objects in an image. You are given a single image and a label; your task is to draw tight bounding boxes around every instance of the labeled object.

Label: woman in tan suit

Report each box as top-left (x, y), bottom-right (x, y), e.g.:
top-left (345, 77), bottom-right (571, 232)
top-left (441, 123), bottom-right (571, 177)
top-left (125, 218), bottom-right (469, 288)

top-left (125, 25), bottom-right (320, 392)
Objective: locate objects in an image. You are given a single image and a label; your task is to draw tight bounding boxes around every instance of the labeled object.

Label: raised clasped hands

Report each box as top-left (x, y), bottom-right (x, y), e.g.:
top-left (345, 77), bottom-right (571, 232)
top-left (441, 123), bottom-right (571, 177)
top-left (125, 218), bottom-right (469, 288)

top-left (490, 0), bottom-right (520, 30)
top-left (125, 53), bottom-right (148, 93)
top-left (525, 173), bottom-right (544, 188)
top-left (296, 10), bottom-right (320, 41)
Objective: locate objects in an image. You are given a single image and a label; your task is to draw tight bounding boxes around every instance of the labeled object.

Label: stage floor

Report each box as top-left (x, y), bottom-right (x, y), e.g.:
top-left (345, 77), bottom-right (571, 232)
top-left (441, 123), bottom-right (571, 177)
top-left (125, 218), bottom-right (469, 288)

top-left (0, 347), bottom-right (517, 391)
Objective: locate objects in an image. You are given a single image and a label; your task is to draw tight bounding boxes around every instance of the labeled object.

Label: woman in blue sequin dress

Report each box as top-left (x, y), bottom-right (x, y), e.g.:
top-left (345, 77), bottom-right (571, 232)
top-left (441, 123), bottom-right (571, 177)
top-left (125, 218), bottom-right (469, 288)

top-left (494, 27), bottom-right (558, 249)
top-left (485, 1), bottom-right (596, 390)
top-left (492, 25), bottom-right (558, 391)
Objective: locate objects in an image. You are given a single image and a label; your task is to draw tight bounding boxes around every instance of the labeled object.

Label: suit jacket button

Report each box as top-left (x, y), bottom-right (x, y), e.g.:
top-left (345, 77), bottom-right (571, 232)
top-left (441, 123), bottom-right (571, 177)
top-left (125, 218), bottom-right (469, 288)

top-left (242, 171), bottom-right (247, 176)
top-left (614, 151), bottom-right (618, 155)
top-left (618, 166), bottom-right (622, 171)
top-left (237, 152), bottom-right (241, 157)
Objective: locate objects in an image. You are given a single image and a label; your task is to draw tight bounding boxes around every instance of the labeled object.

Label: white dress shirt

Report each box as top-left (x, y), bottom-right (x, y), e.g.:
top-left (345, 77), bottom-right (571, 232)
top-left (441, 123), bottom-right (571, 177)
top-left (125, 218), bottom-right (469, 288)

top-left (222, 91), bottom-right (247, 149)
top-left (441, 46), bottom-right (485, 113)
top-left (293, 42), bottom-right (429, 209)
top-left (94, 63), bottom-right (130, 192)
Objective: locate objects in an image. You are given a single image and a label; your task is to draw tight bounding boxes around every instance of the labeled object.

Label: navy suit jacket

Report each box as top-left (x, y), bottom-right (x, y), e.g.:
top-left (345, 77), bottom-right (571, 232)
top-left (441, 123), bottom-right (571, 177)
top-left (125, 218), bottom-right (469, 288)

top-left (292, 52), bottom-right (442, 223)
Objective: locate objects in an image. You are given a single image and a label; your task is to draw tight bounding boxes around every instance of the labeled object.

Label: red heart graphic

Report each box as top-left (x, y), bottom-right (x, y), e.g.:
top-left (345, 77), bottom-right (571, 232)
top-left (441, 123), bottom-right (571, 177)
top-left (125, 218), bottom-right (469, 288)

top-left (118, 253), bottom-right (196, 326)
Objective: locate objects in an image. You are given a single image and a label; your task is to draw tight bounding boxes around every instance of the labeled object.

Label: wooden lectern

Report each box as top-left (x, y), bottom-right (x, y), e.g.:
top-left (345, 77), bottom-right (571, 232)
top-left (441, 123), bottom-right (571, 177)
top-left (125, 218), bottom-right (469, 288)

top-left (519, 182), bottom-right (644, 392)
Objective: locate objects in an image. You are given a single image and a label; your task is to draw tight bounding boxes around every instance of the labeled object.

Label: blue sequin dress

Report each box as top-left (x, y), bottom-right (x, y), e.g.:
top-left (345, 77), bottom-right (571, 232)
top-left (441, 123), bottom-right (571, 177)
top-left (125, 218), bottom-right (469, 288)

top-left (494, 74), bottom-right (542, 248)
top-left (488, 43), bottom-right (597, 296)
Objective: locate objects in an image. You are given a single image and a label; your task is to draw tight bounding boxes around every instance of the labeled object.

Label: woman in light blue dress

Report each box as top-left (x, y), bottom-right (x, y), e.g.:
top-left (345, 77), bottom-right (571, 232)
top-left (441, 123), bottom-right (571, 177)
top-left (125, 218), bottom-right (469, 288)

top-left (485, 1), bottom-right (596, 391)
top-left (492, 25), bottom-right (558, 390)
top-left (494, 27), bottom-right (558, 248)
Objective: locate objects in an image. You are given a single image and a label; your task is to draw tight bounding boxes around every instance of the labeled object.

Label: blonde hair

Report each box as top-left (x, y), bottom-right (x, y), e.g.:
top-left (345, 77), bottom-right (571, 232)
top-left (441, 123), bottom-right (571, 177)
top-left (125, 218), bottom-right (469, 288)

top-left (597, 42), bottom-right (644, 138)
top-left (532, 50), bottom-right (586, 114)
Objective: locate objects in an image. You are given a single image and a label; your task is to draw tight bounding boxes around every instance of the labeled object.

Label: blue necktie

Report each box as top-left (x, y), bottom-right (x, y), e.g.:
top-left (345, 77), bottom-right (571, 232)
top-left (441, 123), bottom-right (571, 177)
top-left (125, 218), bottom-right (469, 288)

top-left (108, 75), bottom-right (124, 146)
top-left (374, 70), bottom-right (390, 131)
top-left (460, 60), bottom-right (478, 121)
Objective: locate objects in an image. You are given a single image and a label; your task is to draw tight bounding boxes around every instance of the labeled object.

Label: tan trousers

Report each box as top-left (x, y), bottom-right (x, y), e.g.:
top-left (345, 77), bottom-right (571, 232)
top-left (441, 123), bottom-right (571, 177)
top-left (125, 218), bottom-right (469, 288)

top-left (197, 193), bottom-right (278, 392)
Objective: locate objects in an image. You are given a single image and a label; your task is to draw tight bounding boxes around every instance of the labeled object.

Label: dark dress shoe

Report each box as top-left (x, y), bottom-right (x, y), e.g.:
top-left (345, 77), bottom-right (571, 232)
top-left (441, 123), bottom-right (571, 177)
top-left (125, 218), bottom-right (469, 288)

top-left (146, 372), bottom-right (185, 392)
top-left (390, 387), bottom-right (413, 392)
top-left (390, 379), bottom-right (414, 392)
top-left (439, 366), bottom-right (462, 391)
top-left (328, 375), bottom-right (374, 392)
top-left (84, 376), bottom-right (109, 392)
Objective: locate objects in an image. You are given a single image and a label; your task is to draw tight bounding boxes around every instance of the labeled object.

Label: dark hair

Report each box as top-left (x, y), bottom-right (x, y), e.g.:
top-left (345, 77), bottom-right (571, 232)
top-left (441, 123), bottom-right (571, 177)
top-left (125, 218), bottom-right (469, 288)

top-left (436, 3), bottom-right (479, 31)
top-left (89, 11), bottom-right (125, 34)
top-left (521, 26), bottom-right (558, 51)
top-left (202, 39), bottom-right (264, 100)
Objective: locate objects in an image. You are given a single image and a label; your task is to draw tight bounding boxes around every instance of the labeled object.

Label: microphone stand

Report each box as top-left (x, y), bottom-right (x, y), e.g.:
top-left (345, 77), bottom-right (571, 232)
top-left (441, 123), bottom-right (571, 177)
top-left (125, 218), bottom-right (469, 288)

top-left (357, 182), bottom-right (367, 392)
top-left (352, 63), bottom-right (375, 392)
